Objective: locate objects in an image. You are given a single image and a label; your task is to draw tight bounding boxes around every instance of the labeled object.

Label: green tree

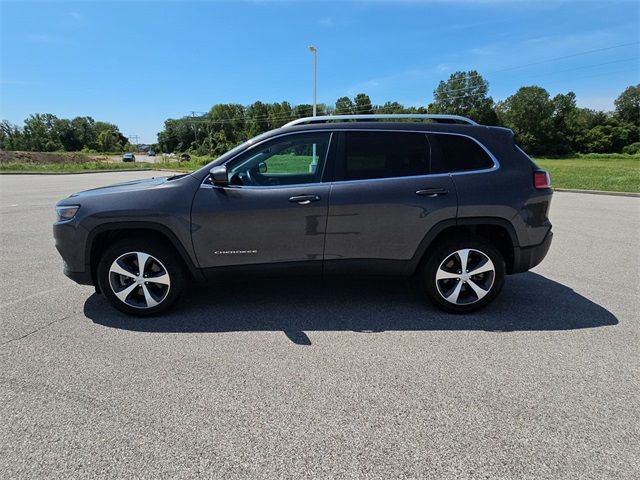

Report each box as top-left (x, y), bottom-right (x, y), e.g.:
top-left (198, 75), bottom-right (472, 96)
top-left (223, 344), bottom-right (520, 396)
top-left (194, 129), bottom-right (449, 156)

top-left (71, 116), bottom-right (97, 149)
top-left (334, 96), bottom-right (355, 115)
top-left (354, 93), bottom-right (373, 114)
top-left (429, 71), bottom-right (498, 125)
top-left (93, 121), bottom-right (127, 151)
top-left (376, 101), bottom-right (406, 114)
top-left (208, 103), bottom-right (246, 149)
top-left (96, 127), bottom-right (122, 152)
top-left (267, 101), bottom-right (294, 130)
top-left (614, 84), bottom-right (640, 126)
top-left (549, 92), bottom-right (580, 154)
top-left (157, 118), bottom-right (194, 153)
top-left (497, 86), bottom-right (554, 155)
top-left (0, 120), bottom-right (26, 150)
top-left (23, 113), bottom-right (61, 151)
top-left (294, 104), bottom-right (313, 118)
top-left (245, 101), bottom-right (270, 137)
top-left (54, 118), bottom-right (83, 151)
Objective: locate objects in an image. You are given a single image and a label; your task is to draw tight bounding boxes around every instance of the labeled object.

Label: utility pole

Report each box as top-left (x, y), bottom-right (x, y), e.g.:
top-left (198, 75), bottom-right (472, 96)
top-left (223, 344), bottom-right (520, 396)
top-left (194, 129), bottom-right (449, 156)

top-left (189, 111), bottom-right (206, 144)
top-left (309, 45), bottom-right (318, 173)
top-left (309, 45), bottom-right (317, 117)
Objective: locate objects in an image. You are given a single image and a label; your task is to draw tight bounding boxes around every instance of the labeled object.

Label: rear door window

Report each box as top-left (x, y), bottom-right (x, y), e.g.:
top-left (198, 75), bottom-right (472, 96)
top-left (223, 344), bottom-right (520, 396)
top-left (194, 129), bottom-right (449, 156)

top-left (339, 131), bottom-right (430, 181)
top-left (428, 133), bottom-right (494, 173)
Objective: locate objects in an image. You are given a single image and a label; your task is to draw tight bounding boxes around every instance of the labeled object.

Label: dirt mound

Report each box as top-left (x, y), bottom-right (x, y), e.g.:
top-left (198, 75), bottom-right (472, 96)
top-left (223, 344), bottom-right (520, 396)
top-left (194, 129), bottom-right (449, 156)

top-left (0, 151), bottom-right (91, 165)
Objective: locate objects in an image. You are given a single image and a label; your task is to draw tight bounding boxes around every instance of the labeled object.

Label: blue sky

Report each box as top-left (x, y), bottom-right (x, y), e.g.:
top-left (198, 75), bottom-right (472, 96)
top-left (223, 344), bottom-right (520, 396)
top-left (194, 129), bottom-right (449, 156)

top-left (1, 0), bottom-right (638, 143)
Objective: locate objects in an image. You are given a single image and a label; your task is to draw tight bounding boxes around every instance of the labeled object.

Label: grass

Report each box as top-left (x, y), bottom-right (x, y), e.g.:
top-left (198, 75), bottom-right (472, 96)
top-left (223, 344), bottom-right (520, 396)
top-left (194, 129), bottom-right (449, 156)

top-left (534, 155), bottom-right (639, 193)
top-left (0, 162), bottom-right (204, 173)
top-left (0, 161), bottom-right (154, 173)
top-left (264, 154), bottom-right (314, 173)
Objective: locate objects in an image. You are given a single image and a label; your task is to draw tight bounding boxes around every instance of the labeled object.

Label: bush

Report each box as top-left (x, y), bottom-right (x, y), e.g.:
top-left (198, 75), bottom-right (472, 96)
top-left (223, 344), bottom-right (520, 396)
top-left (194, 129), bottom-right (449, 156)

top-left (622, 142), bottom-right (640, 155)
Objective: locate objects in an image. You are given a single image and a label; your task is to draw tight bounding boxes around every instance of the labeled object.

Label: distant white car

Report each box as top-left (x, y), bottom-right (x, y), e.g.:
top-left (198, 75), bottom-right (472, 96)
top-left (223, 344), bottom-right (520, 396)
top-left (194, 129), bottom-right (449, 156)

top-left (122, 153), bottom-right (135, 162)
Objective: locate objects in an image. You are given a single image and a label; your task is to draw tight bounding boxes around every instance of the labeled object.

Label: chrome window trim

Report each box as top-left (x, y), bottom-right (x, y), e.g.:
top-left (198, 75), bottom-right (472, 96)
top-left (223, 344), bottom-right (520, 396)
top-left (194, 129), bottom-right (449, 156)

top-left (330, 172), bottom-right (451, 186)
top-left (200, 182), bottom-right (328, 191)
top-left (335, 129), bottom-right (500, 181)
top-left (200, 128), bottom-right (500, 189)
top-left (425, 131), bottom-right (500, 176)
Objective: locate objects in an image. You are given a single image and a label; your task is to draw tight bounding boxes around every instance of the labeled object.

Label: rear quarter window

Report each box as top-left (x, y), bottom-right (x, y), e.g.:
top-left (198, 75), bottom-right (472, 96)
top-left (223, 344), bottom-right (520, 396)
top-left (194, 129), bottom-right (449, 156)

top-left (428, 133), bottom-right (494, 174)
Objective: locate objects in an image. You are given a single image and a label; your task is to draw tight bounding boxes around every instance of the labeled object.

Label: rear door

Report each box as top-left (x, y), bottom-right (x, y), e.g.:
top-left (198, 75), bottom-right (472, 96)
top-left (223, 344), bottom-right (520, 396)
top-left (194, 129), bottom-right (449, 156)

top-left (324, 130), bottom-right (458, 274)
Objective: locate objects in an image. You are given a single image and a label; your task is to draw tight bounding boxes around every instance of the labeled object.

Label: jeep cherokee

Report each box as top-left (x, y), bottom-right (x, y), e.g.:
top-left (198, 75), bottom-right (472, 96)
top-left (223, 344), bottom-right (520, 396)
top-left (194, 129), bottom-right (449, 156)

top-left (53, 114), bottom-right (553, 316)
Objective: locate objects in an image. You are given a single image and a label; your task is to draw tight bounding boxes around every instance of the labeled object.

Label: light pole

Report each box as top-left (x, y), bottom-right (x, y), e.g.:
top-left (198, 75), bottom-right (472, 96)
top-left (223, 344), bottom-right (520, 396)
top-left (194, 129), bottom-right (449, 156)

top-left (309, 45), bottom-right (317, 117)
top-left (308, 45), bottom-right (318, 172)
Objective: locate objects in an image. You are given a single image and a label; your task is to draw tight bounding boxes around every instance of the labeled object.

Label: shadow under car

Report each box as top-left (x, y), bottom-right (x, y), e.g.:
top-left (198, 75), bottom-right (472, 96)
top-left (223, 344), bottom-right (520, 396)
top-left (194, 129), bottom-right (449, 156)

top-left (84, 272), bottom-right (618, 344)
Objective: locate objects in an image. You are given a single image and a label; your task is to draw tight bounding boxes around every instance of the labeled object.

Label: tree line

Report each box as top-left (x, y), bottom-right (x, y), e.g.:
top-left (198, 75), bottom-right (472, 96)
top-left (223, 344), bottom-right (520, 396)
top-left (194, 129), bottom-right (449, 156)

top-left (2, 73), bottom-right (638, 157)
top-left (157, 73), bottom-right (639, 157)
top-left (0, 114), bottom-right (133, 153)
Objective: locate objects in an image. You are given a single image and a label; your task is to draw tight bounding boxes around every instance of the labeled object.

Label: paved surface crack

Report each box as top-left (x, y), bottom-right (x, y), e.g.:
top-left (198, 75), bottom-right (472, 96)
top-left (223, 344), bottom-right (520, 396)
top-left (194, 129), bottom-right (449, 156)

top-left (0, 314), bottom-right (72, 348)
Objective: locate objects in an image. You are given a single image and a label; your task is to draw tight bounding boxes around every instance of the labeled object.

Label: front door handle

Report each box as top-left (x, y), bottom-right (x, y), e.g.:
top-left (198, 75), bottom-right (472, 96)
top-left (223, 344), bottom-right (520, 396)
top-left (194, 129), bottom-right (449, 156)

top-left (289, 194), bottom-right (320, 205)
top-left (415, 188), bottom-right (449, 197)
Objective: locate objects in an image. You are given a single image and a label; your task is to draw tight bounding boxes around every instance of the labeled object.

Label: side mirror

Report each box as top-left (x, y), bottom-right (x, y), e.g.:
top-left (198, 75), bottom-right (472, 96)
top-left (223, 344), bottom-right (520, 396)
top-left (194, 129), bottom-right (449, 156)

top-left (258, 161), bottom-right (267, 174)
top-left (209, 165), bottom-right (229, 187)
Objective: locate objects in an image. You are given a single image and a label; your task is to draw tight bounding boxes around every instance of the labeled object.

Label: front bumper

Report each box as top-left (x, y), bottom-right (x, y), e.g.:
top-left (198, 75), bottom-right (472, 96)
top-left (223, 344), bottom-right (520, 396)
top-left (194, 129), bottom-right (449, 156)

top-left (54, 221), bottom-right (92, 285)
top-left (63, 262), bottom-right (93, 285)
top-left (510, 230), bottom-right (553, 274)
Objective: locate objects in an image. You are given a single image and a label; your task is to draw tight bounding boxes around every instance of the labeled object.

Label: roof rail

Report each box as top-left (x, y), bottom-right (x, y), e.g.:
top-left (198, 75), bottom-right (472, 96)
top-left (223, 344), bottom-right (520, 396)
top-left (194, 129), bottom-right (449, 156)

top-left (283, 114), bottom-right (479, 127)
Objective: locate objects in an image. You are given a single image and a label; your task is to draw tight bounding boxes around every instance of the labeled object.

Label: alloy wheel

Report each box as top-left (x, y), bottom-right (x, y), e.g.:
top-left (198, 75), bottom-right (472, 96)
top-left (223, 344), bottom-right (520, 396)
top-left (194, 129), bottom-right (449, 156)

top-left (435, 248), bottom-right (495, 305)
top-left (108, 251), bottom-right (171, 309)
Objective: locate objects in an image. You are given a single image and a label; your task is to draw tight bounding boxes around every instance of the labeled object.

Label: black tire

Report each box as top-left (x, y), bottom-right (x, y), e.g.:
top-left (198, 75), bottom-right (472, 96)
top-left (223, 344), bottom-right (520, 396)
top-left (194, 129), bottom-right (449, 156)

top-left (97, 238), bottom-right (188, 316)
top-left (423, 235), bottom-right (505, 313)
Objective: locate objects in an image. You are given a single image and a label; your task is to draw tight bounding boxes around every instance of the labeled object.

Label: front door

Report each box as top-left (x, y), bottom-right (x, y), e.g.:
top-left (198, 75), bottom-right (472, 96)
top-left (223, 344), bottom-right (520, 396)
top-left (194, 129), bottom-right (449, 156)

top-left (191, 131), bottom-right (333, 273)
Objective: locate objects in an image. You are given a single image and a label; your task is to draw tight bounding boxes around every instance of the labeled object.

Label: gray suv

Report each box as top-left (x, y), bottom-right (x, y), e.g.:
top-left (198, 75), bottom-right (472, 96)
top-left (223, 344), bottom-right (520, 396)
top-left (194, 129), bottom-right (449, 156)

top-left (54, 114), bottom-right (553, 316)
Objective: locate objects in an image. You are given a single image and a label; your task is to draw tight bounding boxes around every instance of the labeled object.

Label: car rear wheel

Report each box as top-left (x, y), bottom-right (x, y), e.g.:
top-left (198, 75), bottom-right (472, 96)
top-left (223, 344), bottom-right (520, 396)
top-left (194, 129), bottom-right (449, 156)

top-left (97, 239), bottom-right (187, 316)
top-left (423, 236), bottom-right (505, 313)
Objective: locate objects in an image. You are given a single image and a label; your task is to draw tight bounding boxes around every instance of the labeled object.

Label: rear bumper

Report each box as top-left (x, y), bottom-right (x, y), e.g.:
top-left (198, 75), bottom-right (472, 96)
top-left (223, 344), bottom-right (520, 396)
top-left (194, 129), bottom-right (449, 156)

top-left (511, 230), bottom-right (553, 274)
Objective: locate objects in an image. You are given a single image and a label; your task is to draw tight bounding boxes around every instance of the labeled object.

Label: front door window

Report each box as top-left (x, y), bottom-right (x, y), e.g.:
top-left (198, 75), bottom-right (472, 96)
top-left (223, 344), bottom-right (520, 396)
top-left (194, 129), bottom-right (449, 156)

top-left (226, 132), bottom-right (332, 186)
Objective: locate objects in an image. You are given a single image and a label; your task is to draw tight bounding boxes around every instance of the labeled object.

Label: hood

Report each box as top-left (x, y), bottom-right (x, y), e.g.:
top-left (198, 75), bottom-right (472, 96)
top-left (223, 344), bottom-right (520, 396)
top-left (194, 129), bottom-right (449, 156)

top-left (67, 176), bottom-right (171, 199)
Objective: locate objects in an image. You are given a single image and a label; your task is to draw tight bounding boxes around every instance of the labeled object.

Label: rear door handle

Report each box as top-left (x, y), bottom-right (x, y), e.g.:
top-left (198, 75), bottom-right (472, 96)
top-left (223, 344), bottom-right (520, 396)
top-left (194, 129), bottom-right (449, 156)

top-left (289, 194), bottom-right (320, 205)
top-left (415, 188), bottom-right (449, 197)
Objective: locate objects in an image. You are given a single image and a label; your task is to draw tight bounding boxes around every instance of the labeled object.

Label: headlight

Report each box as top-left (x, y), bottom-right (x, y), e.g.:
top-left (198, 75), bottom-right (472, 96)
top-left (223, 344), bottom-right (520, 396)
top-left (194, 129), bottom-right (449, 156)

top-left (55, 205), bottom-right (80, 222)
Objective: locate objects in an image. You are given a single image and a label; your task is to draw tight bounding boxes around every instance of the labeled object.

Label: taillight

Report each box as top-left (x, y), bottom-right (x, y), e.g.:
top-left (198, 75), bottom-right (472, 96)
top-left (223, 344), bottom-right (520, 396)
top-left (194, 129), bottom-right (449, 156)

top-left (534, 170), bottom-right (551, 190)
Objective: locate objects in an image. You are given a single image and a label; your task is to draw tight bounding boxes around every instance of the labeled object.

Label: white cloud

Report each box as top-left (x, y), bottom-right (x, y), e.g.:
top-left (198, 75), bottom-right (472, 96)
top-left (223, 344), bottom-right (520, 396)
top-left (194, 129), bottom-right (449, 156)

top-left (318, 17), bottom-right (335, 27)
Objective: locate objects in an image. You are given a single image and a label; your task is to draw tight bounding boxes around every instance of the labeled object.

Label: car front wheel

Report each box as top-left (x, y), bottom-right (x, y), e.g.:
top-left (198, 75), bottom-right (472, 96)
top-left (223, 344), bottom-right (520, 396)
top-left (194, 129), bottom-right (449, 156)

top-left (424, 236), bottom-right (505, 313)
top-left (97, 239), bottom-right (187, 316)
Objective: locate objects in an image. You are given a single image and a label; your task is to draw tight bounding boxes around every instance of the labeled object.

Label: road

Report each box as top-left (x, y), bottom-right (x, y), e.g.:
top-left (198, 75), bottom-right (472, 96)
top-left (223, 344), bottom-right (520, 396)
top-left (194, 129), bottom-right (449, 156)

top-left (0, 171), bottom-right (638, 479)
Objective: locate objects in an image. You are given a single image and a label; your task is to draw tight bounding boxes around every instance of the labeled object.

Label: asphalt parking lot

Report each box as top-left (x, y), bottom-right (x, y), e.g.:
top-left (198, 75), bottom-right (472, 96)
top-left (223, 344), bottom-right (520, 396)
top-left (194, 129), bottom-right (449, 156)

top-left (0, 171), bottom-right (638, 479)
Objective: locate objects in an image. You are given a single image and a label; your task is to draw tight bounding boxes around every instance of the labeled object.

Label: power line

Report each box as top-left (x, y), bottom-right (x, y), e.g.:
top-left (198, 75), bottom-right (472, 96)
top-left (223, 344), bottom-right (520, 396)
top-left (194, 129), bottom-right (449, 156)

top-left (436, 57), bottom-right (639, 97)
top-left (165, 59), bottom-right (636, 126)
top-left (488, 41), bottom-right (639, 74)
top-left (434, 41), bottom-right (639, 93)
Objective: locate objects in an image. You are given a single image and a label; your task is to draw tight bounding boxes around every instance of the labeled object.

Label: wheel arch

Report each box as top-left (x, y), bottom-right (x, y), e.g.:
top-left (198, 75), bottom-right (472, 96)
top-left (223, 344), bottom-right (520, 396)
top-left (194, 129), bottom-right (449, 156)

top-left (410, 218), bottom-right (519, 275)
top-left (86, 222), bottom-right (203, 288)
